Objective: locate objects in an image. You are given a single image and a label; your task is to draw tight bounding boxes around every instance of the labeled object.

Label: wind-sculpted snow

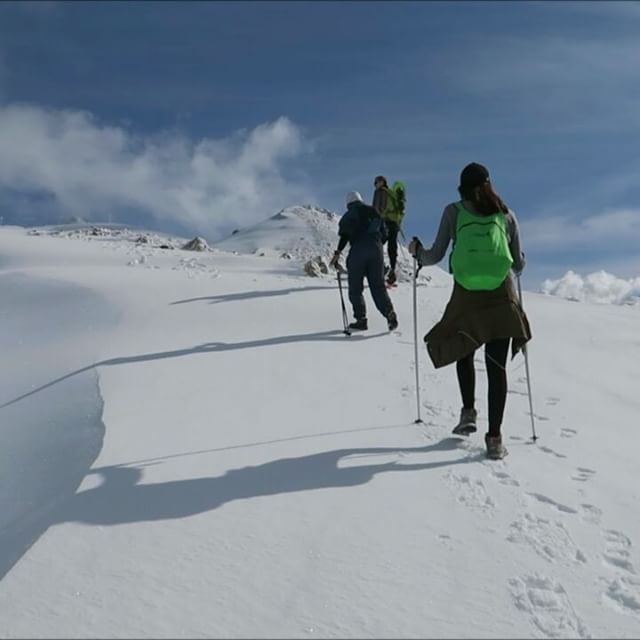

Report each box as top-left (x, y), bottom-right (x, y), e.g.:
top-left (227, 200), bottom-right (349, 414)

top-left (0, 274), bottom-right (116, 579)
top-left (0, 224), bottom-right (638, 638)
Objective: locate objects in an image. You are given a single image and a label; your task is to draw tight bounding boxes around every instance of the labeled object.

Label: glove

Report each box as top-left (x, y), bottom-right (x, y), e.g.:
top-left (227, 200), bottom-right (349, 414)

top-left (329, 251), bottom-right (341, 269)
top-left (408, 237), bottom-right (422, 257)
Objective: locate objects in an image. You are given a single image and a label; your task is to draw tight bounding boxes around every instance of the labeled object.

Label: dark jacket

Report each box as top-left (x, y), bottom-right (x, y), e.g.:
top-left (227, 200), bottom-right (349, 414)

top-left (337, 201), bottom-right (388, 252)
top-left (372, 187), bottom-right (389, 217)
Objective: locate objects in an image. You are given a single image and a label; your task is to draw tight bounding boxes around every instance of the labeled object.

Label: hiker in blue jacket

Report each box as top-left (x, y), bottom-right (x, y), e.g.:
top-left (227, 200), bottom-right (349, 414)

top-left (330, 191), bottom-right (399, 331)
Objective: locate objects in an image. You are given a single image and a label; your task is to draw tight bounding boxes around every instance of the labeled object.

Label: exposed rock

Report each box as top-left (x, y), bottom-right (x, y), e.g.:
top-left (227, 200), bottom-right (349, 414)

top-left (303, 255), bottom-right (329, 277)
top-left (182, 237), bottom-right (209, 252)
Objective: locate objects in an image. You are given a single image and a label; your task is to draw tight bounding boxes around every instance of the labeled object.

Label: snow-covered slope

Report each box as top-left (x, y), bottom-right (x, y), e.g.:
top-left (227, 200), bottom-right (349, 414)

top-left (0, 222), bottom-right (638, 639)
top-left (213, 204), bottom-right (447, 285)
top-left (213, 204), bottom-right (340, 260)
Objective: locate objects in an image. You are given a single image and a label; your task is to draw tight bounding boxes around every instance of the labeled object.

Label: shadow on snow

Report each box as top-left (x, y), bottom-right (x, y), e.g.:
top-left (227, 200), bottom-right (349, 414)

top-left (58, 437), bottom-right (480, 526)
top-left (0, 329), bottom-right (384, 409)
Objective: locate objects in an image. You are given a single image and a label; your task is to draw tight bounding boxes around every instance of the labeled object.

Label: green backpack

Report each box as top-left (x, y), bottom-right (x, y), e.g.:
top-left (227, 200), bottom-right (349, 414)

top-left (450, 203), bottom-right (513, 290)
top-left (383, 181), bottom-right (406, 225)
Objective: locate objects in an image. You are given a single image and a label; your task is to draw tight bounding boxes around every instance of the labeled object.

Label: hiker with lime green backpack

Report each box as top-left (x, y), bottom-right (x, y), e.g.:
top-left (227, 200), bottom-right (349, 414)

top-left (372, 175), bottom-right (406, 286)
top-left (407, 163), bottom-right (532, 460)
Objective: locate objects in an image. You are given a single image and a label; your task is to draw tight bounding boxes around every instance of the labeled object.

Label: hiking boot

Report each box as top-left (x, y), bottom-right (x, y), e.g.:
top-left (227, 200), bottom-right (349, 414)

top-left (386, 270), bottom-right (397, 286)
top-left (452, 407), bottom-right (477, 435)
top-left (348, 318), bottom-right (368, 331)
top-left (485, 434), bottom-right (508, 460)
top-left (387, 310), bottom-right (398, 331)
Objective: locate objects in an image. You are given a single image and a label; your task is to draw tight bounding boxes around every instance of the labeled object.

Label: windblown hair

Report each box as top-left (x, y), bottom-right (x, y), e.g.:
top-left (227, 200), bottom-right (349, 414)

top-left (458, 181), bottom-right (509, 216)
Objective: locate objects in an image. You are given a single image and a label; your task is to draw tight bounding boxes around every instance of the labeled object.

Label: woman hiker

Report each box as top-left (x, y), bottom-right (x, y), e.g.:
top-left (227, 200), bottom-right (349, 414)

top-left (408, 162), bottom-right (531, 460)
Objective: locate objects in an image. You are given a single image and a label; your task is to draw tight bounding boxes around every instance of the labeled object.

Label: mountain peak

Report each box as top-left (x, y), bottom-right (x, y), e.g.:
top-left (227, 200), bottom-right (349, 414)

top-left (212, 204), bottom-right (340, 261)
top-left (213, 203), bottom-right (449, 285)
top-left (270, 204), bottom-right (339, 223)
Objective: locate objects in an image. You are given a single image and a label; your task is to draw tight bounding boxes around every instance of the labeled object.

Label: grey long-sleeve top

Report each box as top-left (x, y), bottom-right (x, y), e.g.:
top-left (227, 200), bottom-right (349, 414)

top-left (416, 201), bottom-right (526, 274)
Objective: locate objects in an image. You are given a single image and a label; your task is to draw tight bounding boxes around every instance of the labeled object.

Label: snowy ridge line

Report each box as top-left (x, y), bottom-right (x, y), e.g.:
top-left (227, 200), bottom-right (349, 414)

top-left (27, 223), bottom-right (190, 251)
top-left (21, 206), bottom-right (450, 284)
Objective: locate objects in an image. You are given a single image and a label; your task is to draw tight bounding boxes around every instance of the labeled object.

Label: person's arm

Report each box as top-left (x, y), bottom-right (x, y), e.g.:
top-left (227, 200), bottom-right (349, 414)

top-left (330, 236), bottom-right (348, 268)
top-left (414, 205), bottom-right (455, 266)
top-left (331, 212), bottom-right (352, 267)
top-left (507, 210), bottom-right (525, 274)
top-left (372, 188), bottom-right (387, 215)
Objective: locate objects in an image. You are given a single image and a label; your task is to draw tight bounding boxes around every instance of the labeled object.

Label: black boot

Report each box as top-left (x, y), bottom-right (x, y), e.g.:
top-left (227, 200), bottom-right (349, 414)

top-left (387, 310), bottom-right (398, 331)
top-left (348, 318), bottom-right (368, 331)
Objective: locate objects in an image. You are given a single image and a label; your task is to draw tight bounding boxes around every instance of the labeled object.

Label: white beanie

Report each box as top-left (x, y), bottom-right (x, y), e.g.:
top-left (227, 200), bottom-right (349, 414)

top-left (346, 191), bottom-right (363, 205)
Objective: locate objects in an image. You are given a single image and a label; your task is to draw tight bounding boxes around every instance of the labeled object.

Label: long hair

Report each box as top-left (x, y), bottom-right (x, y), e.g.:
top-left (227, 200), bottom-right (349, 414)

top-left (458, 181), bottom-right (509, 216)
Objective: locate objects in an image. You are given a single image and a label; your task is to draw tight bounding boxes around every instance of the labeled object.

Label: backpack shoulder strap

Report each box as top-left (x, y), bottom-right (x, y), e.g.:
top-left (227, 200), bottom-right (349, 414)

top-left (453, 201), bottom-right (466, 228)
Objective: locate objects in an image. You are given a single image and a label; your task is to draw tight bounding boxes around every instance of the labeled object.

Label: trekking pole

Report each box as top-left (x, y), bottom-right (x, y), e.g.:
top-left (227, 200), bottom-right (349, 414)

top-left (399, 227), bottom-right (411, 261)
top-left (517, 275), bottom-right (537, 441)
top-left (412, 248), bottom-right (423, 424)
top-left (337, 270), bottom-right (351, 336)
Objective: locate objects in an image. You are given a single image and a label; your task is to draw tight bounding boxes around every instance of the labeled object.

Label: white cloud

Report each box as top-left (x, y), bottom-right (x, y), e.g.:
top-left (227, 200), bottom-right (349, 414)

top-left (521, 208), bottom-right (640, 252)
top-left (0, 103), bottom-right (315, 238)
top-left (541, 270), bottom-right (640, 306)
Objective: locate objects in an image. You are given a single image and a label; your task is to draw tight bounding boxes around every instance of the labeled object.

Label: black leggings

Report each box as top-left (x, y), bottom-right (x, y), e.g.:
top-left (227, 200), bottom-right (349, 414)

top-left (456, 338), bottom-right (510, 437)
top-left (386, 221), bottom-right (400, 271)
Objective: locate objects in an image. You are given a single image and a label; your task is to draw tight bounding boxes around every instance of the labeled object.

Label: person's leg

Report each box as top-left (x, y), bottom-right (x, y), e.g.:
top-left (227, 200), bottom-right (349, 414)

top-left (364, 242), bottom-right (394, 318)
top-left (387, 221), bottom-right (399, 274)
top-left (485, 338), bottom-right (510, 438)
top-left (456, 352), bottom-right (476, 410)
top-left (452, 351), bottom-right (477, 433)
top-left (346, 247), bottom-right (367, 321)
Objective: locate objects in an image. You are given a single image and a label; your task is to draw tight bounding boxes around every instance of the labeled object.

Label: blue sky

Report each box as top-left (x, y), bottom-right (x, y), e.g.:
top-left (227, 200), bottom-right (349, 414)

top-left (1, 1), bottom-right (639, 287)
